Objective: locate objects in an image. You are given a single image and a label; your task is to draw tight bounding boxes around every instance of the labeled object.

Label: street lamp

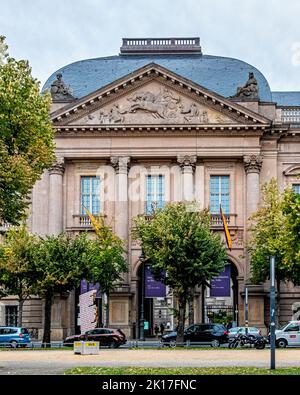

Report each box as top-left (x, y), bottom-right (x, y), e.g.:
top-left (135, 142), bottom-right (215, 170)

top-left (270, 256), bottom-right (276, 370)
top-left (139, 251), bottom-right (145, 341)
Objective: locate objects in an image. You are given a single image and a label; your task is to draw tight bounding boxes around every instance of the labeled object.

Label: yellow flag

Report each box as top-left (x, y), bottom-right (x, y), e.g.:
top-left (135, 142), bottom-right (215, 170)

top-left (83, 206), bottom-right (101, 233)
top-left (220, 205), bottom-right (232, 251)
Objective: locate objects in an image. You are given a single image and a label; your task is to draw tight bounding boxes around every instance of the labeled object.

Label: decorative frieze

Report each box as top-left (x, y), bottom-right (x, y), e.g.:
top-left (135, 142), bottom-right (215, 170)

top-left (243, 154), bottom-right (263, 174)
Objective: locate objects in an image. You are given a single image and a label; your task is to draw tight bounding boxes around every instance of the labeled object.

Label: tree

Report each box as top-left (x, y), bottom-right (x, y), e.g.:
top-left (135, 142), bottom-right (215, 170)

top-left (133, 203), bottom-right (227, 342)
top-left (0, 225), bottom-right (38, 326)
top-left (0, 36), bottom-right (54, 225)
top-left (32, 233), bottom-right (92, 345)
top-left (248, 178), bottom-right (300, 323)
top-left (282, 187), bottom-right (300, 285)
top-left (84, 213), bottom-right (128, 325)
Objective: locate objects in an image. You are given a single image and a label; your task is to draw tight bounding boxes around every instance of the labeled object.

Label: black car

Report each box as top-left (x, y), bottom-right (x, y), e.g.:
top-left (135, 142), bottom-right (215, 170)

top-left (161, 323), bottom-right (229, 347)
top-left (63, 328), bottom-right (127, 348)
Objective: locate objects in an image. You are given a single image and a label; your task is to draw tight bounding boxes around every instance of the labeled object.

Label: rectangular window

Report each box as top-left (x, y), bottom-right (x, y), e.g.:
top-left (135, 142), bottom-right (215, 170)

top-left (145, 175), bottom-right (165, 214)
top-left (5, 306), bottom-right (18, 327)
top-left (292, 184), bottom-right (300, 194)
top-left (80, 176), bottom-right (101, 214)
top-left (210, 175), bottom-right (230, 214)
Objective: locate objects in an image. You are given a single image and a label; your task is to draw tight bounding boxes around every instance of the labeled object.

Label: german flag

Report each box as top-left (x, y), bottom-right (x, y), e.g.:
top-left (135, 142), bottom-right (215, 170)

top-left (220, 205), bottom-right (232, 251)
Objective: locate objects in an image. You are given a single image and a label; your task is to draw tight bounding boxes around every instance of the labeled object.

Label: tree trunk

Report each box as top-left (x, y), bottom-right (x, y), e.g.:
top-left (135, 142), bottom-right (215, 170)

top-left (17, 298), bottom-right (24, 328)
top-left (188, 288), bottom-right (194, 325)
top-left (177, 295), bottom-right (186, 343)
top-left (105, 292), bottom-right (109, 327)
top-left (42, 292), bottom-right (53, 347)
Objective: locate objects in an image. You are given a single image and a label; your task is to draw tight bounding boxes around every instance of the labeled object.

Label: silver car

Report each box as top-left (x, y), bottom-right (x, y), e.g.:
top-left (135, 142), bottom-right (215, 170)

top-left (275, 321), bottom-right (300, 348)
top-left (228, 326), bottom-right (261, 339)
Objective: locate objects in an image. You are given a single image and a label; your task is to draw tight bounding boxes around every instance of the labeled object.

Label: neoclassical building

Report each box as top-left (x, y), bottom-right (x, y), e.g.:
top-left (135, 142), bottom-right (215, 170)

top-left (1, 38), bottom-right (300, 339)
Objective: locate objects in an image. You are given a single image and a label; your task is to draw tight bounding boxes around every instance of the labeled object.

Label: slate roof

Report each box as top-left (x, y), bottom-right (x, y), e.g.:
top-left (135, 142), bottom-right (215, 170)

top-left (272, 92), bottom-right (300, 106)
top-left (42, 54), bottom-right (273, 102)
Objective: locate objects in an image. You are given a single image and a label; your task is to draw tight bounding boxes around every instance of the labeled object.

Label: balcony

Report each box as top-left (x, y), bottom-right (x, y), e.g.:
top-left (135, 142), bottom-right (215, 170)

top-left (210, 213), bottom-right (237, 228)
top-left (69, 214), bottom-right (106, 231)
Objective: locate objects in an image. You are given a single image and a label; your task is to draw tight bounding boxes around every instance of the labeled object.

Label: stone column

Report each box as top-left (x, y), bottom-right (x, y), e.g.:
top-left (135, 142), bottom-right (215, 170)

top-left (177, 155), bottom-right (197, 202)
top-left (48, 157), bottom-right (65, 235)
top-left (46, 157), bottom-right (66, 340)
top-left (243, 155), bottom-right (265, 332)
top-left (111, 156), bottom-right (131, 284)
top-left (243, 154), bottom-right (263, 220)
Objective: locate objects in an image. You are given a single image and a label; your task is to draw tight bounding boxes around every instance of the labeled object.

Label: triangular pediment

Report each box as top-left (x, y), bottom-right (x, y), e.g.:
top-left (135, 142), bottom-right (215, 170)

top-left (51, 63), bottom-right (271, 127)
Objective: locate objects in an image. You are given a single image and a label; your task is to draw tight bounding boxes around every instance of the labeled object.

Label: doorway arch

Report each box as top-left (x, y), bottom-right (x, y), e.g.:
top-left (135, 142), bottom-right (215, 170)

top-left (204, 260), bottom-right (240, 327)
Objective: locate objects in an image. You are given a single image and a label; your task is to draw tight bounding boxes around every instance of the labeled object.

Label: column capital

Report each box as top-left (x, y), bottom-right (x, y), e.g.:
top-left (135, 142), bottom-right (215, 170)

top-left (49, 156), bottom-right (65, 175)
top-left (111, 156), bottom-right (131, 174)
top-left (243, 154), bottom-right (263, 174)
top-left (177, 155), bottom-right (197, 172)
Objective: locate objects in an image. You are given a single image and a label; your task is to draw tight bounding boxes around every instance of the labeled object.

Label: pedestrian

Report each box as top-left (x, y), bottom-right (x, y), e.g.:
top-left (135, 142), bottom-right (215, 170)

top-left (154, 323), bottom-right (159, 338)
top-left (160, 323), bottom-right (165, 336)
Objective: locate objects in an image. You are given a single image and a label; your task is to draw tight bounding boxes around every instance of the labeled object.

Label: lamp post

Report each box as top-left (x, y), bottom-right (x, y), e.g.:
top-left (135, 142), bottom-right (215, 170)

top-left (139, 251), bottom-right (145, 341)
top-left (270, 256), bottom-right (276, 370)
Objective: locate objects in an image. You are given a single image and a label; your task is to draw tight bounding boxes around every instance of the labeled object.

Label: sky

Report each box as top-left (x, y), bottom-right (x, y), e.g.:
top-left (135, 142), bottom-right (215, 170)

top-left (1, 0), bottom-right (300, 91)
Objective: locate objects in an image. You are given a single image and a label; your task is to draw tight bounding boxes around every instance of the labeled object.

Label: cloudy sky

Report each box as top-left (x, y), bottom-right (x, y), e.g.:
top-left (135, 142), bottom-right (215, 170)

top-left (1, 0), bottom-right (300, 91)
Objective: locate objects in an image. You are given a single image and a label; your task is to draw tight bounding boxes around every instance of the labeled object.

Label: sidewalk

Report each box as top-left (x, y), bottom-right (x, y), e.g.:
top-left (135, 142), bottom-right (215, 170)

top-left (0, 348), bottom-right (300, 375)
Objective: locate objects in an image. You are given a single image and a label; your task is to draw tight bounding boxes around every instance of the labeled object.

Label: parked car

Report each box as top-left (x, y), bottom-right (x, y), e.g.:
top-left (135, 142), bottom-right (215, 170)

top-left (63, 327), bottom-right (127, 348)
top-left (0, 327), bottom-right (31, 348)
top-left (273, 320), bottom-right (300, 348)
top-left (228, 326), bottom-right (261, 339)
top-left (161, 323), bottom-right (229, 347)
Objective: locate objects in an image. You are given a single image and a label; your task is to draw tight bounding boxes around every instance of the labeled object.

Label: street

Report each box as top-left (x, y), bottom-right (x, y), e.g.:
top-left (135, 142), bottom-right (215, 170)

top-left (0, 348), bottom-right (300, 375)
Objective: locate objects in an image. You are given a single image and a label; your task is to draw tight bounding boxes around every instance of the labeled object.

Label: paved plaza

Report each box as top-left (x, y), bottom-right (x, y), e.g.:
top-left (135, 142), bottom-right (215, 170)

top-left (0, 349), bottom-right (300, 375)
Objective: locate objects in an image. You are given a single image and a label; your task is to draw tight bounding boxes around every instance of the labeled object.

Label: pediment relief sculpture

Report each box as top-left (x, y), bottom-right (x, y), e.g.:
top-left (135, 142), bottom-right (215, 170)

top-left (72, 83), bottom-right (234, 125)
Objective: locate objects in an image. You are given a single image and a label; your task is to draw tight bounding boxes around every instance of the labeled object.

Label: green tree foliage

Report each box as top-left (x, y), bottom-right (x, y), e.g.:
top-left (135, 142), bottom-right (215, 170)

top-left (0, 36), bottom-right (54, 225)
top-left (248, 179), bottom-right (300, 286)
top-left (133, 203), bottom-right (227, 341)
top-left (0, 225), bottom-right (38, 326)
top-left (32, 233), bottom-right (92, 345)
top-left (85, 215), bottom-right (128, 325)
top-left (282, 187), bottom-right (300, 284)
top-left (248, 179), bottom-right (300, 323)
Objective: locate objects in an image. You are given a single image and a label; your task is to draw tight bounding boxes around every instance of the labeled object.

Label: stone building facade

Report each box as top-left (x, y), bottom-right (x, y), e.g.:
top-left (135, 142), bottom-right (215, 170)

top-left (1, 37), bottom-right (300, 339)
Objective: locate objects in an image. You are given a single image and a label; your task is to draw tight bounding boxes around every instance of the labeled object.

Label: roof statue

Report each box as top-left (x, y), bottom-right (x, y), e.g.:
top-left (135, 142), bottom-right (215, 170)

top-left (50, 73), bottom-right (75, 102)
top-left (232, 72), bottom-right (259, 101)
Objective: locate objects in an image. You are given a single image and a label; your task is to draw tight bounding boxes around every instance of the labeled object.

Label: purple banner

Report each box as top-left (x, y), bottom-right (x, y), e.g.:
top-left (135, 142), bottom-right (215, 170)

top-left (80, 280), bottom-right (101, 297)
top-left (210, 265), bottom-right (231, 297)
top-left (145, 265), bottom-right (166, 298)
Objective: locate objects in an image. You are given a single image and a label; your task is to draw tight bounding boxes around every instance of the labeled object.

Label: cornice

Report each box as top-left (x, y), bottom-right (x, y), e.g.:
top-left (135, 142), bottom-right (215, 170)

top-left (54, 123), bottom-right (266, 138)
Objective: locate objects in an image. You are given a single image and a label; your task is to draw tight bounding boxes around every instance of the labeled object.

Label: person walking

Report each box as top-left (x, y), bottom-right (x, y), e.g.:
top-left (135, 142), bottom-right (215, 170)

top-left (160, 323), bottom-right (165, 336)
top-left (154, 323), bottom-right (159, 338)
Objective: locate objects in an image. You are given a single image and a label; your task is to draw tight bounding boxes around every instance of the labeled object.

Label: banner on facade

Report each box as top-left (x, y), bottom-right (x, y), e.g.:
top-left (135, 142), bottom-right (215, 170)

top-left (145, 265), bottom-right (166, 298)
top-left (79, 289), bottom-right (98, 333)
top-left (210, 265), bottom-right (231, 297)
top-left (80, 279), bottom-right (101, 297)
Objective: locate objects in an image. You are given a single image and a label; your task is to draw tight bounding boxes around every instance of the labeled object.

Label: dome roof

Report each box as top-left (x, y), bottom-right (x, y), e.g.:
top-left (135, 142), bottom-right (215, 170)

top-left (42, 54), bottom-right (272, 102)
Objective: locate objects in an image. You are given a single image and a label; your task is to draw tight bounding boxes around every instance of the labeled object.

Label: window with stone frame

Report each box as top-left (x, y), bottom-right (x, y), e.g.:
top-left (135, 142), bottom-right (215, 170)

top-left (292, 184), bottom-right (300, 194)
top-left (80, 176), bottom-right (101, 215)
top-left (5, 306), bottom-right (18, 327)
top-left (145, 175), bottom-right (165, 215)
top-left (210, 175), bottom-right (230, 214)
